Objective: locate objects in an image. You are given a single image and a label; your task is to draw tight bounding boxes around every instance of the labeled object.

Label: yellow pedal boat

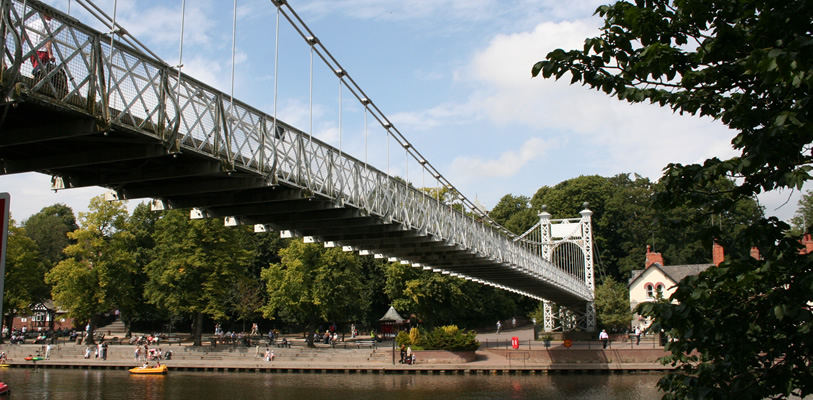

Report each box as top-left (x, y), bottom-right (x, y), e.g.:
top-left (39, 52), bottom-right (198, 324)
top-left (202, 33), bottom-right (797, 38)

top-left (129, 364), bottom-right (168, 374)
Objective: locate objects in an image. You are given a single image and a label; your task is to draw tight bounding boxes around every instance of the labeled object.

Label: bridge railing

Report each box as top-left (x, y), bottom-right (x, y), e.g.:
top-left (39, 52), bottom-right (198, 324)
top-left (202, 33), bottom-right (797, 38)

top-left (2, 0), bottom-right (591, 301)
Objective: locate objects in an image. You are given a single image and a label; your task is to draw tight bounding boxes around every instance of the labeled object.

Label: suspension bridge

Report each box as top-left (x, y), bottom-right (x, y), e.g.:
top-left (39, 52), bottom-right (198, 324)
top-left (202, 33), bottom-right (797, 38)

top-left (0, 0), bottom-right (596, 331)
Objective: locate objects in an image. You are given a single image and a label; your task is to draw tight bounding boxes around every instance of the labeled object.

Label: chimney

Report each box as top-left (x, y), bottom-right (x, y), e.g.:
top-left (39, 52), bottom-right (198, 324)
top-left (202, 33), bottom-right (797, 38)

top-left (750, 247), bottom-right (760, 260)
top-left (804, 234), bottom-right (813, 255)
top-left (713, 242), bottom-right (725, 266)
top-left (645, 245), bottom-right (664, 268)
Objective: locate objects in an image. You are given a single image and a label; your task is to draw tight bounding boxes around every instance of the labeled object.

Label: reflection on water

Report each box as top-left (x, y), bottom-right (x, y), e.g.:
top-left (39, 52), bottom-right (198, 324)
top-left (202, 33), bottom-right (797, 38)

top-left (0, 368), bottom-right (664, 399)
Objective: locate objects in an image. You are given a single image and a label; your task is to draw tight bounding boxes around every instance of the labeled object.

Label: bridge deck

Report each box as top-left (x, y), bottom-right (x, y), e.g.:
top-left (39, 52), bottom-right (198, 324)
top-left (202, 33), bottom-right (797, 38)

top-left (0, 0), bottom-right (591, 308)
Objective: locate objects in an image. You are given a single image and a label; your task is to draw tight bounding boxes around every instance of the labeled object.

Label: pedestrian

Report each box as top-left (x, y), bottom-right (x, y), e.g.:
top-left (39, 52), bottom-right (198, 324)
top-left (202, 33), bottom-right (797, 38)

top-left (512, 317), bottom-right (517, 329)
top-left (496, 320), bottom-right (501, 334)
top-left (406, 345), bottom-right (413, 365)
top-left (25, 11), bottom-right (54, 72)
top-left (599, 329), bottom-right (609, 349)
top-left (634, 326), bottom-right (641, 345)
top-left (45, 344), bottom-right (52, 360)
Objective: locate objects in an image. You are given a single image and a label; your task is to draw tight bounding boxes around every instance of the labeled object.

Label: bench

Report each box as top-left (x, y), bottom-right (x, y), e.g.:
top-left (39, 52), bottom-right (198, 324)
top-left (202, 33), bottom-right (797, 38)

top-left (200, 355), bottom-right (223, 360)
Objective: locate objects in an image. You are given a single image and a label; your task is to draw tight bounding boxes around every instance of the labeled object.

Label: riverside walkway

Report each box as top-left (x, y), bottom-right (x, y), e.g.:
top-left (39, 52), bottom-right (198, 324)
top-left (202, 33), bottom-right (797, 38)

top-left (0, 327), bottom-right (671, 374)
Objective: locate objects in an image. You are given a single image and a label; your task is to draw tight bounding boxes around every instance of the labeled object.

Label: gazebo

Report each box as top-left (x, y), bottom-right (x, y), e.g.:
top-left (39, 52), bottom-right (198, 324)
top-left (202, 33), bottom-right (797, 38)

top-left (378, 306), bottom-right (406, 339)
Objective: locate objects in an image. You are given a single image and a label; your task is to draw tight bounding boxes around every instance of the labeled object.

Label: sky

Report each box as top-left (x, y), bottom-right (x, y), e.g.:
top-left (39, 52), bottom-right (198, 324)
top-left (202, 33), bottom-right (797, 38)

top-left (2, 0), bottom-right (806, 226)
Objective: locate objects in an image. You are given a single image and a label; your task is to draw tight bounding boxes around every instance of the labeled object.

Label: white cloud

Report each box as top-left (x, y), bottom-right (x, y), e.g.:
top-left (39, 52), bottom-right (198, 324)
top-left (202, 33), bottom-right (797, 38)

top-left (450, 137), bottom-right (553, 182)
top-left (452, 19), bottom-right (737, 182)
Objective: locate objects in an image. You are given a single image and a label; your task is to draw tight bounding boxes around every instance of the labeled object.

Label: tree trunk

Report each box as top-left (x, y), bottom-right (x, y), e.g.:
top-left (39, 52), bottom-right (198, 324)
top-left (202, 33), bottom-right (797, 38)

top-left (193, 312), bottom-right (203, 346)
top-left (306, 319), bottom-right (316, 348)
top-left (0, 312), bottom-right (15, 344)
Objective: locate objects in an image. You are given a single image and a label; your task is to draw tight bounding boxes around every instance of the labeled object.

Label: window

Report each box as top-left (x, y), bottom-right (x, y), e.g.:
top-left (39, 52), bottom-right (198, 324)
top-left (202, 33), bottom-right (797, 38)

top-left (645, 284), bottom-right (654, 299)
top-left (656, 284), bottom-right (665, 298)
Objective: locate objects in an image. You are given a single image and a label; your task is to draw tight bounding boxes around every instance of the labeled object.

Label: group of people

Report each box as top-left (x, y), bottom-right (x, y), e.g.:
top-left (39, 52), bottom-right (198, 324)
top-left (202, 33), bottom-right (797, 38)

top-left (598, 326), bottom-right (643, 349)
top-left (495, 317), bottom-right (519, 334)
top-left (398, 345), bottom-right (415, 365)
top-left (84, 342), bottom-right (109, 360)
top-left (134, 345), bottom-right (165, 362)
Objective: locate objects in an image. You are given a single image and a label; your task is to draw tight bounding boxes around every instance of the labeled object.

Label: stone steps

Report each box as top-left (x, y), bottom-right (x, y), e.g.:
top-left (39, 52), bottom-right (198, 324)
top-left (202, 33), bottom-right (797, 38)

top-left (1, 344), bottom-right (377, 364)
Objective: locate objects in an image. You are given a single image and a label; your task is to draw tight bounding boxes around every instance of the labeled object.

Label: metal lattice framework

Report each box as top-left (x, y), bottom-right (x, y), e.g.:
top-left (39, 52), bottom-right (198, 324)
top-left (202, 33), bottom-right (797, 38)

top-left (0, 0), bottom-right (593, 307)
top-left (514, 205), bottom-right (597, 331)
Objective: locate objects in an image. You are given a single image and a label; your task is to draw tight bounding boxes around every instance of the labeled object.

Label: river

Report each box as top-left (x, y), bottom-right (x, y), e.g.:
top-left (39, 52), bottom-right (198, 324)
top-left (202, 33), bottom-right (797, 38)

top-left (0, 368), bottom-right (664, 399)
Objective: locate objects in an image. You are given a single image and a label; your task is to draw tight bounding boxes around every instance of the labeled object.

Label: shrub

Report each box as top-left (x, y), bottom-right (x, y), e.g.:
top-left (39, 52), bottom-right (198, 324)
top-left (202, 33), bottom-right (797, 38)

top-left (395, 331), bottom-right (410, 347)
top-left (421, 325), bottom-right (480, 351)
top-left (408, 327), bottom-right (421, 346)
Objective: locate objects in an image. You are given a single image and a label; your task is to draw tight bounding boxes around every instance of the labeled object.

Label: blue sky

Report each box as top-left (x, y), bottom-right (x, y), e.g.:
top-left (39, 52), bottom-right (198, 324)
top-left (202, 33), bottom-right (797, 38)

top-left (2, 0), bottom-right (805, 225)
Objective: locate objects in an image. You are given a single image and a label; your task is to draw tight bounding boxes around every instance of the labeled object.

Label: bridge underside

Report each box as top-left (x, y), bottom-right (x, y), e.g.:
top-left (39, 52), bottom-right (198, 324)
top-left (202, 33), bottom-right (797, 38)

top-left (0, 96), bottom-right (588, 307)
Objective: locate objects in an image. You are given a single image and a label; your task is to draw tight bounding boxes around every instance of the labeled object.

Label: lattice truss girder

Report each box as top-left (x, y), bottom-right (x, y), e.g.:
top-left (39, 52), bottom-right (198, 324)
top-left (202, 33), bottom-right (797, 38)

top-left (2, 0), bottom-right (592, 303)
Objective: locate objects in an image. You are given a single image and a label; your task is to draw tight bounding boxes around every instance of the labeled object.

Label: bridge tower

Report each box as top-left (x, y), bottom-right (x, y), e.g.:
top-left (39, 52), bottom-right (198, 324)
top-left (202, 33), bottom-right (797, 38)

top-left (539, 203), bottom-right (596, 332)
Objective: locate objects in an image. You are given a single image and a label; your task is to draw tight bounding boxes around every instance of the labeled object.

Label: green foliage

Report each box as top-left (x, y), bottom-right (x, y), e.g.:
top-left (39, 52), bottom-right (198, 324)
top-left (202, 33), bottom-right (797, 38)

top-left (537, 0), bottom-right (813, 397)
top-left (409, 326), bottom-right (421, 346)
top-left (532, 174), bottom-right (760, 281)
top-left (489, 194), bottom-right (537, 235)
top-left (384, 262), bottom-right (522, 327)
top-left (260, 240), bottom-right (365, 344)
top-left (395, 330), bottom-right (410, 347)
top-left (527, 302), bottom-right (545, 327)
top-left (594, 277), bottom-right (631, 331)
top-left (22, 203), bottom-right (77, 267)
top-left (120, 202), bottom-right (164, 328)
top-left (45, 196), bottom-right (136, 341)
top-left (638, 220), bottom-right (813, 399)
top-left (144, 209), bottom-right (253, 345)
top-left (4, 220), bottom-right (50, 333)
top-left (420, 325), bottom-right (480, 351)
top-left (790, 190), bottom-right (813, 237)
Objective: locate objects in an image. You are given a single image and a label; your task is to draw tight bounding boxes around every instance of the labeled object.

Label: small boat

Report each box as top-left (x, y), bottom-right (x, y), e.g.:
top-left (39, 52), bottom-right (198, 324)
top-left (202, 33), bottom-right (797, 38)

top-left (0, 381), bottom-right (9, 395)
top-left (24, 356), bottom-right (44, 361)
top-left (129, 364), bottom-right (168, 374)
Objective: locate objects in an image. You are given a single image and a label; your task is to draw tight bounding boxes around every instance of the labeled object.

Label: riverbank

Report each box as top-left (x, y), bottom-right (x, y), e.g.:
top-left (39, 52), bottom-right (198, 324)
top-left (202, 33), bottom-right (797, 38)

top-left (0, 327), bottom-right (671, 374)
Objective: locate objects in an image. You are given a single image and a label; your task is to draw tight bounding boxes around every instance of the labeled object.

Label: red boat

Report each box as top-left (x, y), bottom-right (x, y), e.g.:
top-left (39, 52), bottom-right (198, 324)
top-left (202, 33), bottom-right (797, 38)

top-left (0, 381), bottom-right (9, 395)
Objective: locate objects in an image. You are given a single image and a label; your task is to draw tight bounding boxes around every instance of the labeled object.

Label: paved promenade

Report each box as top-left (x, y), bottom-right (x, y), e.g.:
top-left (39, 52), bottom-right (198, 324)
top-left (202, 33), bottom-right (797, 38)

top-left (0, 327), bottom-right (671, 374)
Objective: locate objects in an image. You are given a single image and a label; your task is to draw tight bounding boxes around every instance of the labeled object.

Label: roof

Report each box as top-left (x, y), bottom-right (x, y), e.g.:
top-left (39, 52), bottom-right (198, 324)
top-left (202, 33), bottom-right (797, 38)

top-left (629, 263), bottom-right (713, 287)
top-left (378, 306), bottom-right (405, 323)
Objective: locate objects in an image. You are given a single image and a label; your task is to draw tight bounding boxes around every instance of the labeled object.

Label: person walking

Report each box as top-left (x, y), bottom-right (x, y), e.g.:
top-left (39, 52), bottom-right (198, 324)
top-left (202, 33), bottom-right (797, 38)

top-left (599, 329), bottom-right (609, 349)
top-left (634, 326), bottom-right (641, 345)
top-left (496, 321), bottom-right (502, 334)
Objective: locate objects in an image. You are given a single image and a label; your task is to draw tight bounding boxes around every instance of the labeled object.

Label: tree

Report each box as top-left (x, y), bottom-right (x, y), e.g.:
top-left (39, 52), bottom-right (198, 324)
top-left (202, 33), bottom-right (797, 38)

top-left (384, 262), bottom-right (468, 327)
top-left (790, 190), bottom-right (813, 237)
top-left (535, 0), bottom-right (813, 398)
top-left (489, 194), bottom-right (538, 235)
top-left (23, 203), bottom-right (77, 267)
top-left (3, 220), bottom-right (49, 340)
top-left (260, 240), bottom-right (365, 346)
top-left (45, 196), bottom-right (136, 344)
top-left (122, 202), bottom-right (165, 335)
top-left (144, 209), bottom-right (252, 346)
top-left (593, 277), bottom-right (631, 332)
top-left (227, 276), bottom-right (265, 332)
